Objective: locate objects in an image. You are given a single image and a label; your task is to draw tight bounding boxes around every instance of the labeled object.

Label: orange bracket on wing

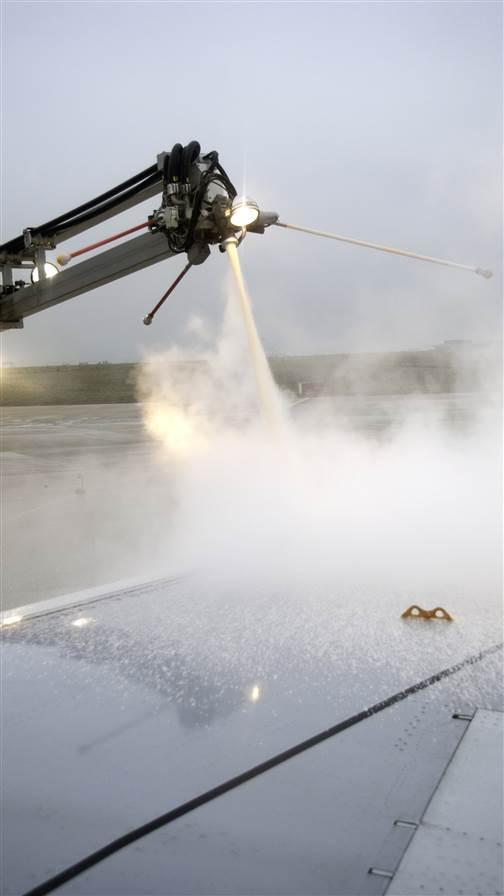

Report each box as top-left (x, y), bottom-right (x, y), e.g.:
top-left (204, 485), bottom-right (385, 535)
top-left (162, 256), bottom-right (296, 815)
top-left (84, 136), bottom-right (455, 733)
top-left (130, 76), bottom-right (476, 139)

top-left (401, 605), bottom-right (454, 621)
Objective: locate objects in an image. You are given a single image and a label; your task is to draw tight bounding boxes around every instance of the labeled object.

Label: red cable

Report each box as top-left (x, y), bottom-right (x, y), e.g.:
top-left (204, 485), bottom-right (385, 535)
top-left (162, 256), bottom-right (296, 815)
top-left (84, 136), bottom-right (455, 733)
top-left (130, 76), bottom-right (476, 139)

top-left (57, 221), bottom-right (150, 265)
top-left (54, 216), bottom-right (193, 326)
top-left (143, 263), bottom-right (193, 325)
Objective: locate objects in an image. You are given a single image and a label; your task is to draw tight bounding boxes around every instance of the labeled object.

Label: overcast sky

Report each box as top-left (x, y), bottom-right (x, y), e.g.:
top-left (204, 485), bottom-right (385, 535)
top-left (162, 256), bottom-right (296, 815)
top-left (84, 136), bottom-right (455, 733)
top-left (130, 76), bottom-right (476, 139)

top-left (1, 0), bottom-right (502, 365)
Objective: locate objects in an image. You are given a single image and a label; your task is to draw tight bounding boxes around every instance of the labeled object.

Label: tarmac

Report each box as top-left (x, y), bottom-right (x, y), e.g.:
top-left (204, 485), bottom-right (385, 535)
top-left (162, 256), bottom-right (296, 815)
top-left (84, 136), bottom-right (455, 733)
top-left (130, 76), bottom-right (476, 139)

top-left (1, 404), bottom-right (166, 610)
top-left (1, 395), bottom-right (498, 611)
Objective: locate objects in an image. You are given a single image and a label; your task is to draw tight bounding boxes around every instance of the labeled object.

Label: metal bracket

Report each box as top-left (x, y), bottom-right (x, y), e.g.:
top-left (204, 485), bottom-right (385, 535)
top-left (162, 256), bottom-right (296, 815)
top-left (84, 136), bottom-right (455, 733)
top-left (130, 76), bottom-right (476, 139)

top-left (394, 819), bottom-right (418, 830)
top-left (33, 247), bottom-right (47, 282)
top-left (401, 605), bottom-right (454, 621)
top-left (368, 867), bottom-right (394, 879)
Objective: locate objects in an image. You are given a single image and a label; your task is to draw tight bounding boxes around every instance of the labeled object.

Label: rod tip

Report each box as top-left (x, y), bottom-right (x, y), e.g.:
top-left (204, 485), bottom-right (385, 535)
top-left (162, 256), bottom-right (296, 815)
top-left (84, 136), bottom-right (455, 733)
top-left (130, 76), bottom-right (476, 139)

top-left (476, 268), bottom-right (493, 279)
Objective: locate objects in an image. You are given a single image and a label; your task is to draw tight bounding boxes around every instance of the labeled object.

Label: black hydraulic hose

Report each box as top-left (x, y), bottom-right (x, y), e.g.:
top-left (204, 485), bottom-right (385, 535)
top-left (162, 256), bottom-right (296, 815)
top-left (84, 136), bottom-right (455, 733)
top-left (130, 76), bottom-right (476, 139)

top-left (37, 165), bottom-right (159, 233)
top-left (216, 162), bottom-right (237, 199)
top-left (0, 168), bottom-right (162, 256)
top-left (181, 141), bottom-right (201, 182)
top-left (22, 640), bottom-right (503, 896)
top-left (181, 149), bottom-right (238, 251)
top-left (202, 149), bottom-right (218, 165)
top-left (45, 171), bottom-right (163, 238)
top-left (167, 144), bottom-right (183, 183)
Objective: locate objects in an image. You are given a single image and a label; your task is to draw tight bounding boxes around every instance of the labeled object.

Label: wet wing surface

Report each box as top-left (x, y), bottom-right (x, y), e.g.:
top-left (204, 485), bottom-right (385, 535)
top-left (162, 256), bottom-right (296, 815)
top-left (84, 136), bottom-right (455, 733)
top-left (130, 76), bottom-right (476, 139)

top-left (2, 577), bottom-right (502, 895)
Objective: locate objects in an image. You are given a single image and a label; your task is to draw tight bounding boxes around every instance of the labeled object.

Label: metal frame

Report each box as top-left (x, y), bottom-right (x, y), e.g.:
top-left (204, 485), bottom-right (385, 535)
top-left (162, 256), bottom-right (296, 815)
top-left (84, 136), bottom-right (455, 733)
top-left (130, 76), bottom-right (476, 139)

top-left (0, 231), bottom-right (176, 330)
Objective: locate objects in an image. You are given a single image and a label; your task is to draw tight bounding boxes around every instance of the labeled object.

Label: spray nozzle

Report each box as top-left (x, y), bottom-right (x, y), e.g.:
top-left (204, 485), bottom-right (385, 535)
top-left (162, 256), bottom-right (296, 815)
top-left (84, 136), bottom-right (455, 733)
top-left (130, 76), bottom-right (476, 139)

top-left (219, 230), bottom-right (246, 253)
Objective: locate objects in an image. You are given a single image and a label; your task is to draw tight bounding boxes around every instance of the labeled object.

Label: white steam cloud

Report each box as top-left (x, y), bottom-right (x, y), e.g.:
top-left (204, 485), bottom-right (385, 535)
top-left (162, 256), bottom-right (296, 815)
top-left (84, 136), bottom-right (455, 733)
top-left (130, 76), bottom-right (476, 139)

top-left (137, 288), bottom-right (501, 636)
top-left (4, 280), bottom-right (500, 698)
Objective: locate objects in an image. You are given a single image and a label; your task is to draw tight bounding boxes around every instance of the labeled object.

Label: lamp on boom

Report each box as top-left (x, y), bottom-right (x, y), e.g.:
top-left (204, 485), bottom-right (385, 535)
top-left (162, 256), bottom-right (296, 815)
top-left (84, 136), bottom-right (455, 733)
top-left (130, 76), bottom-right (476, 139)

top-left (230, 197), bottom-right (259, 229)
top-left (31, 262), bottom-right (59, 284)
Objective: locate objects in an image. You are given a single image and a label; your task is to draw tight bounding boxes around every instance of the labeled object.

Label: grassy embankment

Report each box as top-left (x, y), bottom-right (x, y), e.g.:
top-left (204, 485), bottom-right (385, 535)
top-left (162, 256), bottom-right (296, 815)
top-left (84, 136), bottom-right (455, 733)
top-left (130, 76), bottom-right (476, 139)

top-left (0, 347), bottom-right (492, 407)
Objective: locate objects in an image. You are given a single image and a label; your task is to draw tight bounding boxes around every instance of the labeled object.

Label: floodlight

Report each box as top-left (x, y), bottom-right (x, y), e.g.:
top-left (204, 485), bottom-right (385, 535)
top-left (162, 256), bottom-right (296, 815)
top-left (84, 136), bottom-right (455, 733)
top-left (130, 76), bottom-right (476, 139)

top-left (31, 262), bottom-right (59, 284)
top-left (230, 197), bottom-right (259, 229)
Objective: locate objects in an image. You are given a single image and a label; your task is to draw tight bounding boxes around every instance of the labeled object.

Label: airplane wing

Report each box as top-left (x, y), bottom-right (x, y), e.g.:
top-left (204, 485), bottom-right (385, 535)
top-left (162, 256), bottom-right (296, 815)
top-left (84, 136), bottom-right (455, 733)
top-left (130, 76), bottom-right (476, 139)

top-left (2, 576), bottom-right (502, 895)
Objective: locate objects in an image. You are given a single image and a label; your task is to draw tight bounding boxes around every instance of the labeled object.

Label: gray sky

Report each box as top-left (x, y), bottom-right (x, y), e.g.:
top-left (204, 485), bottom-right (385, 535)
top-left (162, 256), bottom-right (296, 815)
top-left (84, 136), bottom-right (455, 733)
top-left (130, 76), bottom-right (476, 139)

top-left (1, 0), bottom-right (502, 365)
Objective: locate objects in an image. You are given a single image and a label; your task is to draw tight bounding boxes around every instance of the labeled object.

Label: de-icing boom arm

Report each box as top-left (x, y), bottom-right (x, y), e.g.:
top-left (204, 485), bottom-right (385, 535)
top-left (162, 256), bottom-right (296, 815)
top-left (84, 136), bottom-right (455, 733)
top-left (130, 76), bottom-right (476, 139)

top-left (0, 141), bottom-right (491, 332)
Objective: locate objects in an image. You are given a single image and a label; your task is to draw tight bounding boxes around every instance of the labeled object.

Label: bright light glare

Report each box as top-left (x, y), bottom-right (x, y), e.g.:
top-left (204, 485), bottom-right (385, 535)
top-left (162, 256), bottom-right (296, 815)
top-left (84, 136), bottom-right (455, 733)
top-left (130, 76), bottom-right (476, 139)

top-left (1, 614), bottom-right (24, 627)
top-left (72, 617), bottom-right (93, 628)
top-left (249, 684), bottom-right (261, 703)
top-left (144, 403), bottom-right (204, 456)
top-left (31, 262), bottom-right (59, 284)
top-left (230, 197), bottom-right (259, 229)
